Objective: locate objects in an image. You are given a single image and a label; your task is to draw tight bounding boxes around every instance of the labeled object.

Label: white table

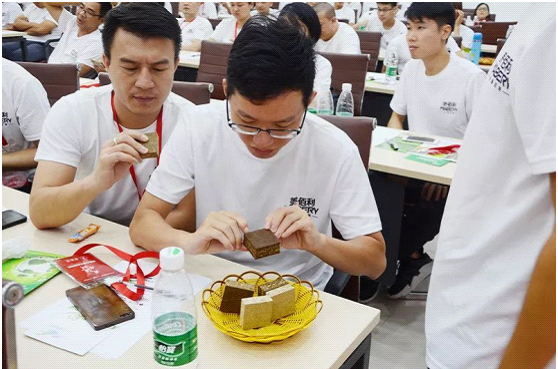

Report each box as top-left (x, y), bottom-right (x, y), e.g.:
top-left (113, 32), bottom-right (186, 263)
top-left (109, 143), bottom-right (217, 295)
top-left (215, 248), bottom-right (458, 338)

top-left (179, 50), bottom-right (201, 69)
top-left (481, 43), bottom-right (497, 54)
top-left (2, 187), bottom-right (380, 369)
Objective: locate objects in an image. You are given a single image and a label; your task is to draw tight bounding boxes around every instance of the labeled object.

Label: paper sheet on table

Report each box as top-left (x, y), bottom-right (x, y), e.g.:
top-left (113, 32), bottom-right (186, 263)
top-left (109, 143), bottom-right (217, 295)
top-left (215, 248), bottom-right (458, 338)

top-left (20, 297), bottom-right (115, 355)
top-left (91, 260), bottom-right (212, 359)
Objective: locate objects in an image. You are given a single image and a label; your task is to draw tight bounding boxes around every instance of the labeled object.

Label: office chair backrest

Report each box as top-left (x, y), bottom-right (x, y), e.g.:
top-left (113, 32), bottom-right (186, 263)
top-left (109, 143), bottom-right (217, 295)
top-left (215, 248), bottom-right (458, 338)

top-left (317, 52), bottom-right (369, 116)
top-left (480, 21), bottom-right (516, 45)
top-left (16, 62), bottom-right (79, 106)
top-left (452, 35), bottom-right (462, 48)
top-left (97, 72), bottom-right (213, 105)
top-left (356, 31), bottom-right (382, 72)
top-left (196, 40), bottom-right (232, 100)
top-left (208, 18), bottom-right (222, 30)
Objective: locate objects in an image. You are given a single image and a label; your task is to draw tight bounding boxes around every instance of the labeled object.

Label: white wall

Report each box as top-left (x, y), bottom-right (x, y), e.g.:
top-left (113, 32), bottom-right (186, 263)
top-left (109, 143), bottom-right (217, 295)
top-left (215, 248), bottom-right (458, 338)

top-left (462, 2), bottom-right (529, 22)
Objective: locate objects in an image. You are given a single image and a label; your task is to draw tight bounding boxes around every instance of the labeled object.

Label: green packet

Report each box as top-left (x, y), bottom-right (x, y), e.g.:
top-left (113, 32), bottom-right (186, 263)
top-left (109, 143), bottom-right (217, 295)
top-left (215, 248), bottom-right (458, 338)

top-left (2, 250), bottom-right (65, 295)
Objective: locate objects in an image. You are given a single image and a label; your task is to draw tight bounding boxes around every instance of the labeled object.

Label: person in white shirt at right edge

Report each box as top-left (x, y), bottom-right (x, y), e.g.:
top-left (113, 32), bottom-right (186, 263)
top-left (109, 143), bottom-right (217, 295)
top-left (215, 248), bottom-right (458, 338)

top-left (313, 2), bottom-right (361, 54)
top-left (385, 2), bottom-right (485, 300)
top-left (426, 2), bottom-right (556, 369)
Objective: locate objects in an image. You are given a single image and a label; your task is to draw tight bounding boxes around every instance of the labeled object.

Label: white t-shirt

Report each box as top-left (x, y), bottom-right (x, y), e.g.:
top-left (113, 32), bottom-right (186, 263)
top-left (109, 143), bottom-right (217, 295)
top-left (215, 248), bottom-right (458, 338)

top-left (35, 85), bottom-right (196, 225)
top-left (22, 4), bottom-right (66, 43)
top-left (250, 8), bottom-right (279, 19)
top-left (2, 2), bottom-right (23, 28)
top-left (365, 16), bottom-right (407, 51)
top-left (47, 16), bottom-right (103, 68)
top-left (390, 52), bottom-right (486, 139)
top-left (179, 17), bottom-right (213, 46)
top-left (210, 17), bottom-right (241, 44)
top-left (314, 54), bottom-right (332, 94)
top-left (425, 4), bottom-right (556, 369)
top-left (315, 22), bottom-right (361, 54)
top-left (198, 3), bottom-right (217, 19)
top-left (335, 6), bottom-right (356, 23)
top-left (2, 59), bottom-right (49, 154)
top-left (386, 33), bottom-right (461, 74)
top-left (452, 24), bottom-right (475, 49)
top-left (146, 101), bottom-right (382, 290)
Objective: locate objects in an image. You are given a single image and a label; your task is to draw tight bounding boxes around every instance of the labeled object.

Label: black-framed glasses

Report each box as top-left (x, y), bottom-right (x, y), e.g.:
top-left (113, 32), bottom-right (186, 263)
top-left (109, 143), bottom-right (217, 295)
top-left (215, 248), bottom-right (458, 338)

top-left (77, 3), bottom-right (101, 17)
top-left (226, 99), bottom-right (306, 139)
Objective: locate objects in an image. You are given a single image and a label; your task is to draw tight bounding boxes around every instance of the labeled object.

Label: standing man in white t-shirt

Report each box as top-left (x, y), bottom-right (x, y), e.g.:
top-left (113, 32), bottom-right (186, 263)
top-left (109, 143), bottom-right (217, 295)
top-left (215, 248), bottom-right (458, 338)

top-left (314, 2), bottom-right (361, 54)
top-left (426, 3), bottom-right (555, 368)
top-left (130, 17), bottom-right (386, 291)
top-left (48, 2), bottom-right (112, 78)
top-left (30, 3), bottom-right (196, 228)
top-left (179, 2), bottom-right (213, 51)
top-left (386, 2), bottom-right (485, 299)
top-left (2, 58), bottom-right (50, 191)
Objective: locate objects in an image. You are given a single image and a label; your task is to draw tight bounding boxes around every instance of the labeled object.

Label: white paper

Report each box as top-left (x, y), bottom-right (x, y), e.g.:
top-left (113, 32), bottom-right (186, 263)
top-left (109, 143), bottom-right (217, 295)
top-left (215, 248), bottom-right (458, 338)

top-left (20, 298), bottom-right (114, 356)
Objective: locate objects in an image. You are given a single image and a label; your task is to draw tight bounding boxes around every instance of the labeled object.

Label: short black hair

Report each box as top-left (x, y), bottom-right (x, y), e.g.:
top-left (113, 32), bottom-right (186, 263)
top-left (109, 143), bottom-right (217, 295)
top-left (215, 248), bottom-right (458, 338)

top-left (405, 2), bottom-right (456, 32)
top-left (377, 2), bottom-right (398, 7)
top-left (280, 2), bottom-right (321, 44)
top-left (98, 2), bottom-right (112, 19)
top-left (474, 2), bottom-right (490, 15)
top-left (102, 3), bottom-right (181, 60)
top-left (226, 16), bottom-right (316, 108)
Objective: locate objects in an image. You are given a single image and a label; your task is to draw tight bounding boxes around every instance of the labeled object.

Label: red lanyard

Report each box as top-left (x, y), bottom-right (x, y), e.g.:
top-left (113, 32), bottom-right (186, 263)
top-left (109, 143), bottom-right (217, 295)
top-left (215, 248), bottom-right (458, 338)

top-left (110, 91), bottom-right (163, 200)
top-left (234, 21), bottom-right (238, 39)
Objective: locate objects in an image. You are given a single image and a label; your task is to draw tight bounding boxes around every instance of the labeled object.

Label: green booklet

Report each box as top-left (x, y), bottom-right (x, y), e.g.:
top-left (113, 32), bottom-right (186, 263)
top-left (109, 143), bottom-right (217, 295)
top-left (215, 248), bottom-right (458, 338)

top-left (2, 250), bottom-right (65, 295)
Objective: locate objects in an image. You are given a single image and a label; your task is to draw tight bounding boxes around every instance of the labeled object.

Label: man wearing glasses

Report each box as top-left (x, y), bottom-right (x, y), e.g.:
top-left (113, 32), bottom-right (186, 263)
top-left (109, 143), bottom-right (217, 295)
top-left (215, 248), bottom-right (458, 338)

top-left (48, 3), bottom-right (112, 77)
top-left (354, 2), bottom-right (407, 52)
top-left (130, 17), bottom-right (387, 291)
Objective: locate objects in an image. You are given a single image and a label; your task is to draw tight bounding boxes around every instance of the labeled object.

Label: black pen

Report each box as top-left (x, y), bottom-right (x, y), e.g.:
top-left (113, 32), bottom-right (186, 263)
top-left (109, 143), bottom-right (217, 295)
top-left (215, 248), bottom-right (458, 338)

top-left (123, 281), bottom-right (153, 290)
top-left (389, 142), bottom-right (399, 151)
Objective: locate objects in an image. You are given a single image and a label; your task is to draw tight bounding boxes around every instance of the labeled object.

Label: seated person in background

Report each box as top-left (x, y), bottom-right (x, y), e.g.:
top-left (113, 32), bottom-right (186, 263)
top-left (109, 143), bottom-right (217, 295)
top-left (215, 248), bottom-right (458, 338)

top-left (2, 3), bottom-right (23, 29)
top-left (2, 58), bottom-right (50, 190)
top-left (29, 3), bottom-right (196, 228)
top-left (3, 3), bottom-right (70, 61)
top-left (218, 2), bottom-right (233, 18)
top-left (334, 2), bottom-right (356, 23)
top-left (354, 3), bottom-right (407, 52)
top-left (385, 30), bottom-right (460, 74)
top-left (474, 2), bottom-right (490, 22)
top-left (210, 2), bottom-right (253, 43)
top-left (179, 2), bottom-right (213, 51)
top-left (451, 2), bottom-right (474, 49)
top-left (251, 2), bottom-right (280, 19)
top-left (48, 2), bottom-right (112, 78)
top-left (313, 2), bottom-right (361, 54)
top-left (386, 2), bottom-right (485, 299)
top-left (197, 2), bottom-right (217, 19)
top-left (129, 17), bottom-right (386, 291)
top-left (280, 2), bottom-right (332, 110)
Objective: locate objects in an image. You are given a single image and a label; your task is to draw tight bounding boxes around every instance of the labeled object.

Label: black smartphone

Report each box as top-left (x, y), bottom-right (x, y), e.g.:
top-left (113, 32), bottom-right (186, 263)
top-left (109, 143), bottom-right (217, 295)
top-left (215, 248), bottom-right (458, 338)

top-left (2, 210), bottom-right (27, 230)
top-left (66, 284), bottom-right (135, 331)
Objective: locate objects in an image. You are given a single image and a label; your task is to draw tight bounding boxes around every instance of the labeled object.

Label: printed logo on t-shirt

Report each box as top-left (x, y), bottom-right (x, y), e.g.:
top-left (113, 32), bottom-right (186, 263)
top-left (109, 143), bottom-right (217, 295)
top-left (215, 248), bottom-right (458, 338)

top-left (439, 101), bottom-right (457, 114)
top-left (289, 197), bottom-right (319, 218)
top-left (488, 52), bottom-right (512, 96)
top-left (2, 111), bottom-right (12, 126)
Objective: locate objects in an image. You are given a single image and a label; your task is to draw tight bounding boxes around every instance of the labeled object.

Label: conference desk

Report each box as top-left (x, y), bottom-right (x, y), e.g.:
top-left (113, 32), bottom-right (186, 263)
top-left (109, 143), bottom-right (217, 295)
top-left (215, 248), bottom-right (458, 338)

top-left (2, 187), bottom-right (380, 369)
top-left (366, 127), bottom-right (458, 287)
top-left (2, 30), bottom-right (27, 61)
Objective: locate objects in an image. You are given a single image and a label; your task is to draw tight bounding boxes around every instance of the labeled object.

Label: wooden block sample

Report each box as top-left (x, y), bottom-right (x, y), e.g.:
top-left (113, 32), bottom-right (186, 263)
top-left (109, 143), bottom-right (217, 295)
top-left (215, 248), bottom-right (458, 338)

top-left (258, 278), bottom-right (288, 296)
top-left (243, 229), bottom-right (280, 260)
top-left (266, 284), bottom-right (296, 321)
top-left (140, 132), bottom-right (159, 159)
top-left (239, 295), bottom-right (273, 330)
top-left (219, 280), bottom-right (255, 314)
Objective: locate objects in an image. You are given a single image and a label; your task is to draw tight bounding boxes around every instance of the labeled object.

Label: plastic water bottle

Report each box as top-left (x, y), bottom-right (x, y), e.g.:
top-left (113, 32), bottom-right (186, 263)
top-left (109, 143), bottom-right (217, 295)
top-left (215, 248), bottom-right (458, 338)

top-left (384, 51), bottom-right (398, 84)
top-left (473, 15), bottom-right (479, 26)
top-left (335, 83), bottom-right (354, 116)
top-left (465, 15), bottom-right (473, 26)
top-left (316, 88), bottom-right (334, 115)
top-left (470, 32), bottom-right (482, 65)
top-left (152, 247), bottom-right (198, 367)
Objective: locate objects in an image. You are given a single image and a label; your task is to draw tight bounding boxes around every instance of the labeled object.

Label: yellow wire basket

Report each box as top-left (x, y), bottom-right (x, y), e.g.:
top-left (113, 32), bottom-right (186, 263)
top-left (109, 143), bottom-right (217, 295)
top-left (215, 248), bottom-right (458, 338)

top-left (201, 271), bottom-right (323, 343)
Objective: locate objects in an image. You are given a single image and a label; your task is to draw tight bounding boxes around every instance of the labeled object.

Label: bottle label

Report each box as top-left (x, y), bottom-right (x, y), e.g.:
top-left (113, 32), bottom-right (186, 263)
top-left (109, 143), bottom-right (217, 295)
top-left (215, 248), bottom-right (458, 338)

top-left (385, 65), bottom-right (397, 77)
top-left (307, 107), bottom-right (317, 114)
top-left (336, 112), bottom-right (353, 117)
top-left (154, 312), bottom-right (198, 366)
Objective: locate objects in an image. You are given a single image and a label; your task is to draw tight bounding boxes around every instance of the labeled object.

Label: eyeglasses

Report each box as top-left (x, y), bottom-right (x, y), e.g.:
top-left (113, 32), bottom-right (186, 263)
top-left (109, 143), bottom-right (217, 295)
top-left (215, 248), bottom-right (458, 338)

top-left (477, 7), bottom-right (489, 12)
top-left (377, 7), bottom-right (395, 13)
top-left (226, 99), bottom-right (306, 139)
top-left (77, 3), bottom-right (101, 17)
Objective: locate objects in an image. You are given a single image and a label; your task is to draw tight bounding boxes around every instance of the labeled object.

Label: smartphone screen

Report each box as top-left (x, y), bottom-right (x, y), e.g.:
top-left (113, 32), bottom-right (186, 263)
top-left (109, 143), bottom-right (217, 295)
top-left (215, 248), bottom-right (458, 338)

top-left (2, 210), bottom-right (27, 230)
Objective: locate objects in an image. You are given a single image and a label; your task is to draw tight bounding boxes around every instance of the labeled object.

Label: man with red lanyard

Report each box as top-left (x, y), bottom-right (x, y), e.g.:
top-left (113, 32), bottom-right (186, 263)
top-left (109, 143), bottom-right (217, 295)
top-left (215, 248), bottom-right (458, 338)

top-left (179, 2), bottom-right (213, 52)
top-left (210, 2), bottom-right (254, 43)
top-left (30, 3), bottom-right (196, 228)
